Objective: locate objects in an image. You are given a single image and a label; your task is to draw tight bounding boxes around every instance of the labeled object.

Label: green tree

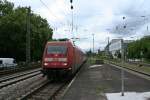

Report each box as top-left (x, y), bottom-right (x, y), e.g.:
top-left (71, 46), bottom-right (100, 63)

top-left (140, 36), bottom-right (150, 60)
top-left (127, 36), bottom-right (150, 61)
top-left (0, 0), bottom-right (53, 61)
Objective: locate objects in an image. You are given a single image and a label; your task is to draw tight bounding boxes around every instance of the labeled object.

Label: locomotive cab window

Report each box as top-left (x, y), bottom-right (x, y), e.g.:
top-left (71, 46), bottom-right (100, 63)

top-left (47, 46), bottom-right (67, 55)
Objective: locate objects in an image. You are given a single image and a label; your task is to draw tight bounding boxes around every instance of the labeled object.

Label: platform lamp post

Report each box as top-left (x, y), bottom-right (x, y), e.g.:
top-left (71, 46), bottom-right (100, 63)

top-left (121, 16), bottom-right (126, 96)
top-left (121, 39), bottom-right (125, 96)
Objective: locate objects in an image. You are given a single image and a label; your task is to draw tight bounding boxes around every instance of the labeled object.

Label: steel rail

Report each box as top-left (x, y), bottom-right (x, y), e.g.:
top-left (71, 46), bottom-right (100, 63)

top-left (20, 80), bottom-right (50, 100)
top-left (20, 60), bottom-right (87, 100)
top-left (0, 71), bottom-right (41, 89)
top-left (0, 63), bottom-right (40, 76)
top-left (19, 81), bottom-right (67, 100)
top-left (0, 68), bottom-right (41, 83)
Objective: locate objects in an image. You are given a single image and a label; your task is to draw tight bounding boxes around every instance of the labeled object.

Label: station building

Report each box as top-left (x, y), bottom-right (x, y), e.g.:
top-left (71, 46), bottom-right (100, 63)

top-left (107, 39), bottom-right (133, 58)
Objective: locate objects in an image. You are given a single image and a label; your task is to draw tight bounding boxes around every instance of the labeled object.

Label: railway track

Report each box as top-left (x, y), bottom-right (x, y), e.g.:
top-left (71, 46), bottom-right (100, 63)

top-left (0, 68), bottom-right (41, 82)
top-left (0, 61), bottom-right (86, 99)
top-left (108, 62), bottom-right (150, 79)
top-left (127, 61), bottom-right (150, 67)
top-left (0, 68), bottom-right (41, 89)
top-left (114, 63), bottom-right (150, 77)
top-left (19, 80), bottom-right (68, 100)
top-left (0, 63), bottom-right (40, 76)
top-left (19, 62), bottom-right (86, 100)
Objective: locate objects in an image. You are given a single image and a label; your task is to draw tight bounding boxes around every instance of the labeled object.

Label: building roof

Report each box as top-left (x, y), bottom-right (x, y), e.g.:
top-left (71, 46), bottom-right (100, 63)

top-left (110, 39), bottom-right (122, 44)
top-left (124, 40), bottom-right (134, 43)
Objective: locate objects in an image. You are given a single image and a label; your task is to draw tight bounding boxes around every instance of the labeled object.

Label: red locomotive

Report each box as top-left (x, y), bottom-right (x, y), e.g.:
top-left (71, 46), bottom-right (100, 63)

top-left (42, 40), bottom-right (86, 79)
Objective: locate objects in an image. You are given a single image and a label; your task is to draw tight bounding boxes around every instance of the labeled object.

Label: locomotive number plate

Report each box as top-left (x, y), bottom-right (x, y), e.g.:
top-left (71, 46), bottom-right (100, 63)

top-left (53, 58), bottom-right (58, 61)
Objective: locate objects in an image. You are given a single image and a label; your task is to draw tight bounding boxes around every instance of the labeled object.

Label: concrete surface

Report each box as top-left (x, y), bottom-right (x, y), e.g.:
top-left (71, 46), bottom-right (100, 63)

top-left (62, 62), bottom-right (150, 100)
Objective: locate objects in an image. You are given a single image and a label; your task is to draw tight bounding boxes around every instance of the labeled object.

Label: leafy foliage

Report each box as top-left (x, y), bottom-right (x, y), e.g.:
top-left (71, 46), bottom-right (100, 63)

top-left (0, 0), bottom-right (53, 61)
top-left (127, 36), bottom-right (150, 61)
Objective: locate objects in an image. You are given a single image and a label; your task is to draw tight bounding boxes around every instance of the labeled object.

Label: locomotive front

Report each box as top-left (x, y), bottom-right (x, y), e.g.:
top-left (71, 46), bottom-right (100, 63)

top-left (42, 41), bottom-right (73, 79)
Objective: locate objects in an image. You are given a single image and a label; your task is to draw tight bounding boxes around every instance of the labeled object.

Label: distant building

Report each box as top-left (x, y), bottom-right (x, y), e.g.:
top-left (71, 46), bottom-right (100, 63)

top-left (143, 35), bottom-right (150, 38)
top-left (109, 39), bottom-right (122, 58)
top-left (107, 39), bottom-right (133, 58)
top-left (123, 40), bottom-right (134, 51)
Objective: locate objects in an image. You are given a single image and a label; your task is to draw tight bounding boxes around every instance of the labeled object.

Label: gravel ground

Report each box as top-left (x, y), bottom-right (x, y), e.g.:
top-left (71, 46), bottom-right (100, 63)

top-left (62, 62), bottom-right (150, 100)
top-left (27, 82), bottom-right (63, 100)
top-left (0, 74), bottom-right (47, 100)
top-left (0, 62), bottom-right (149, 100)
top-left (0, 68), bottom-right (41, 80)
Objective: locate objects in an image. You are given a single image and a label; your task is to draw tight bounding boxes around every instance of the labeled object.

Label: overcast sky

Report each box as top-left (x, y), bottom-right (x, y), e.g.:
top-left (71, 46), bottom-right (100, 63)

top-left (8, 0), bottom-right (150, 51)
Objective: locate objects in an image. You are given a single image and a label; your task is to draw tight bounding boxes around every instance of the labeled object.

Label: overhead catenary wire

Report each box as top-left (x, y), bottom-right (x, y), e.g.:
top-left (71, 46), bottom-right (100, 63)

top-left (39, 0), bottom-right (75, 33)
top-left (39, 0), bottom-right (60, 20)
top-left (39, 0), bottom-right (68, 30)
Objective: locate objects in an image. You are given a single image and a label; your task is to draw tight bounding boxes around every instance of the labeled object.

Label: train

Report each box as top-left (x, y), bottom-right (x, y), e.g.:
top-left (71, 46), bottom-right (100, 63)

top-left (41, 40), bottom-right (86, 79)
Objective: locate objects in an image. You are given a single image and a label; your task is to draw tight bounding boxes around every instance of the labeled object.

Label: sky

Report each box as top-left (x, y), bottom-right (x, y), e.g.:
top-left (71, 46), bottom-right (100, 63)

top-left (7, 0), bottom-right (150, 52)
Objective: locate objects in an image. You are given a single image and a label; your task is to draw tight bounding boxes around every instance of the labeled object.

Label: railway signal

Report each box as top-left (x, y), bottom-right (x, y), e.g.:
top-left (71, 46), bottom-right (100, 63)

top-left (70, 0), bottom-right (73, 10)
top-left (71, 5), bottom-right (73, 10)
top-left (70, 0), bottom-right (73, 3)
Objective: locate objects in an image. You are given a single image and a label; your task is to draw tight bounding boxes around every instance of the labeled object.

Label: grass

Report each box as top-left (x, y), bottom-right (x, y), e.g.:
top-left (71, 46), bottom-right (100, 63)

top-left (105, 60), bottom-right (150, 74)
top-left (88, 57), bottom-right (104, 65)
top-left (88, 57), bottom-right (97, 64)
top-left (96, 85), bottom-right (108, 94)
top-left (142, 60), bottom-right (150, 64)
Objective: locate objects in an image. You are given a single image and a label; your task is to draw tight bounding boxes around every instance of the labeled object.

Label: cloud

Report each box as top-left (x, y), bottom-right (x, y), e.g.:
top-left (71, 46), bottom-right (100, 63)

top-left (7, 0), bottom-right (150, 51)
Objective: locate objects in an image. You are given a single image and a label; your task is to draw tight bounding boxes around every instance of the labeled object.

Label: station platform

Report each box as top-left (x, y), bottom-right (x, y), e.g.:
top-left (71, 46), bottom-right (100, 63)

top-left (62, 61), bottom-right (150, 100)
top-left (62, 62), bottom-right (107, 100)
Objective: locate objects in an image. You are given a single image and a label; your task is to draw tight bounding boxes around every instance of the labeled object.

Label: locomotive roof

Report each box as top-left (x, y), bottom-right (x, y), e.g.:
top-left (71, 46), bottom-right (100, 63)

top-left (47, 40), bottom-right (71, 44)
top-left (46, 40), bottom-right (73, 46)
top-left (46, 41), bottom-right (84, 53)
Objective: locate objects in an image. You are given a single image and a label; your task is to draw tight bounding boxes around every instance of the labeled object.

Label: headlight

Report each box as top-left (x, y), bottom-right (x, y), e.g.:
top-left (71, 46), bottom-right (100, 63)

top-left (62, 62), bottom-right (67, 66)
top-left (44, 62), bottom-right (48, 66)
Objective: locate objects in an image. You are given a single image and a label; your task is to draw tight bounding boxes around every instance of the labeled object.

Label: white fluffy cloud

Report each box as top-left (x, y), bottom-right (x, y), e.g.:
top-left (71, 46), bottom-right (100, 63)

top-left (8, 0), bottom-right (150, 51)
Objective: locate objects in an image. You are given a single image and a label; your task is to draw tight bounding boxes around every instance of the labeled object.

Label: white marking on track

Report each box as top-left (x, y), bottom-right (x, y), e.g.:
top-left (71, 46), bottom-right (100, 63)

top-left (89, 65), bottom-right (102, 69)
